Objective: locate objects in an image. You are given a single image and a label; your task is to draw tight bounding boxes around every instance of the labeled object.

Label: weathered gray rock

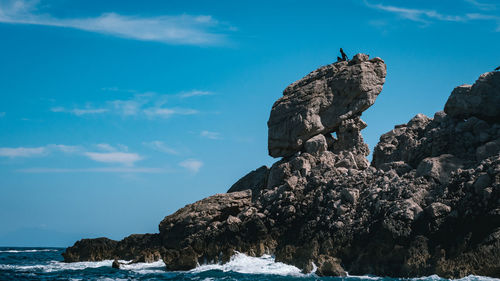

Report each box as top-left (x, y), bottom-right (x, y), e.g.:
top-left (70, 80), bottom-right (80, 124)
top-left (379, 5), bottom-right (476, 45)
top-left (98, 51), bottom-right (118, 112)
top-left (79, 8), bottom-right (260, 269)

top-left (227, 166), bottom-right (269, 195)
top-left (416, 154), bottom-right (463, 184)
top-left (268, 54), bottom-right (386, 157)
top-left (445, 71), bottom-right (500, 122)
top-left (303, 134), bottom-right (328, 155)
top-left (425, 202), bottom-right (451, 218)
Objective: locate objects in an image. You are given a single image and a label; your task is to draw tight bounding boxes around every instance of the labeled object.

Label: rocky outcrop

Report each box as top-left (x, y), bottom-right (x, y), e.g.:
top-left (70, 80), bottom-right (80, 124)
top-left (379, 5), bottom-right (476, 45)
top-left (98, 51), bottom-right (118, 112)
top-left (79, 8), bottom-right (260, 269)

top-left (267, 53), bottom-right (386, 158)
top-left (62, 234), bottom-right (162, 263)
top-left (444, 71), bottom-right (500, 122)
top-left (63, 55), bottom-right (500, 278)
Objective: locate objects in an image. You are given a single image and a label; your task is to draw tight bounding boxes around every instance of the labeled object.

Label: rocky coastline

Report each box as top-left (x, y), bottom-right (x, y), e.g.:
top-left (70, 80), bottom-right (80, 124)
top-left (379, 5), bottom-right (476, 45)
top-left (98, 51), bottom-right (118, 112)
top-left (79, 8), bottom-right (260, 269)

top-left (63, 54), bottom-right (500, 278)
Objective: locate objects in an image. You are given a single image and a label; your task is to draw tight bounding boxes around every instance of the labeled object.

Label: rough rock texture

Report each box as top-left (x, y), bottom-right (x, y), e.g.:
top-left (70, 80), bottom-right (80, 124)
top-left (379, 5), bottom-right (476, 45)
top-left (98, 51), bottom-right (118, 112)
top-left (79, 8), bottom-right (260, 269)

top-left (62, 234), bottom-right (162, 263)
top-left (267, 53), bottom-right (386, 158)
top-left (444, 71), bottom-right (500, 122)
top-left (63, 57), bottom-right (500, 278)
top-left (227, 166), bottom-right (269, 195)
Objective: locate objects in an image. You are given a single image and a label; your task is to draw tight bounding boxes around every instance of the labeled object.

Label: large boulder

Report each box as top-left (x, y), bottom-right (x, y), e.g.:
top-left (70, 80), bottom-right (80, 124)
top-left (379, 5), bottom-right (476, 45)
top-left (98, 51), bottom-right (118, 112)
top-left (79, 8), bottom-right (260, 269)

top-left (444, 71), bottom-right (500, 122)
top-left (267, 53), bottom-right (386, 158)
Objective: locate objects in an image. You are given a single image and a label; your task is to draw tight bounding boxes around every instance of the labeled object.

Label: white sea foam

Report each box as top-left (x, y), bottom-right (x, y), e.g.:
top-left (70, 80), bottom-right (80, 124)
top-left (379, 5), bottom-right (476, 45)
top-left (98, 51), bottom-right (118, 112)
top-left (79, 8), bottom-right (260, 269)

top-left (0, 249), bottom-right (59, 253)
top-left (190, 252), bottom-right (305, 276)
top-left (120, 260), bottom-right (166, 274)
top-left (345, 272), bottom-right (383, 280)
top-left (455, 276), bottom-right (500, 281)
top-left (0, 260), bottom-right (112, 272)
top-left (0, 259), bottom-right (167, 275)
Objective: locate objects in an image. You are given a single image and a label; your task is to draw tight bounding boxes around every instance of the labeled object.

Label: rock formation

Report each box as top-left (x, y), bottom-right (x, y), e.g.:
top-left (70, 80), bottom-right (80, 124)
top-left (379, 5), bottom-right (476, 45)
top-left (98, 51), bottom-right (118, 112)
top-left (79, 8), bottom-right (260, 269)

top-left (267, 53), bottom-right (386, 158)
top-left (63, 55), bottom-right (500, 279)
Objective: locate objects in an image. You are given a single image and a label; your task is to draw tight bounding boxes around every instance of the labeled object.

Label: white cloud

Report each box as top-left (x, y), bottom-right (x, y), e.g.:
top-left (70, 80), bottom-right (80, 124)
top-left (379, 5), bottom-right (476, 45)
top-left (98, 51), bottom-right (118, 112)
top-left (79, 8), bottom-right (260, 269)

top-left (85, 152), bottom-right (142, 166)
top-left (110, 99), bottom-right (144, 116)
top-left (144, 107), bottom-right (198, 118)
top-left (179, 159), bottom-right (203, 173)
top-left (18, 167), bottom-right (168, 173)
top-left (95, 143), bottom-right (119, 152)
top-left (366, 2), bottom-right (465, 23)
top-left (50, 107), bottom-right (108, 116)
top-left (365, 1), bottom-right (500, 29)
top-left (465, 0), bottom-right (496, 11)
top-left (0, 144), bottom-right (84, 158)
top-left (143, 108), bottom-right (176, 118)
top-left (48, 144), bottom-right (81, 154)
top-left (143, 141), bottom-right (179, 155)
top-left (179, 90), bottom-right (212, 98)
top-left (200, 130), bottom-right (221, 140)
top-left (0, 146), bottom-right (47, 158)
top-left (0, 0), bottom-right (229, 46)
top-left (53, 92), bottom-right (203, 119)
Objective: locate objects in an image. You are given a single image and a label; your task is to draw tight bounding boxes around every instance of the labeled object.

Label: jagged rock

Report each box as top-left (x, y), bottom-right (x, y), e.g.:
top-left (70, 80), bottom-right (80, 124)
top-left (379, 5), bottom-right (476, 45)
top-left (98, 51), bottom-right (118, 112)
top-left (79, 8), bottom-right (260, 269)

top-left (477, 138), bottom-right (500, 161)
top-left (416, 154), bottom-right (464, 184)
top-left (268, 53), bottom-right (386, 157)
top-left (62, 237), bottom-right (117, 262)
top-left (112, 259), bottom-right (120, 269)
top-left (63, 60), bottom-right (500, 279)
top-left (425, 202), bottom-right (451, 218)
top-left (227, 166), bottom-right (269, 195)
top-left (62, 234), bottom-right (162, 263)
top-left (303, 134), bottom-right (328, 155)
top-left (445, 71), bottom-right (500, 122)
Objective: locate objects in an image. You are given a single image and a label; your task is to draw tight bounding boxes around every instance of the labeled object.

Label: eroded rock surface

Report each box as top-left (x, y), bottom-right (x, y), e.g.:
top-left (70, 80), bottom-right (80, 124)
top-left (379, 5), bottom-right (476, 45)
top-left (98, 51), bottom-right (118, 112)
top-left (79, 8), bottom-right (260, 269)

top-left (63, 58), bottom-right (500, 278)
top-left (267, 53), bottom-right (386, 158)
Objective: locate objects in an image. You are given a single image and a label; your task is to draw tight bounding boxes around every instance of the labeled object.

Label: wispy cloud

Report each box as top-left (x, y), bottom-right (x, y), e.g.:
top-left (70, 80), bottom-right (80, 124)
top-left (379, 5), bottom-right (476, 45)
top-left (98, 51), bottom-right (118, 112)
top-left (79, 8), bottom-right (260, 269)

top-left (179, 90), bottom-right (213, 98)
top-left (52, 91), bottom-right (203, 119)
top-left (84, 152), bottom-right (142, 166)
top-left (48, 144), bottom-right (82, 154)
top-left (465, 0), bottom-right (497, 11)
top-left (143, 107), bottom-right (198, 118)
top-left (0, 0), bottom-right (231, 46)
top-left (0, 146), bottom-right (47, 158)
top-left (200, 130), bottom-right (221, 140)
top-left (0, 112), bottom-right (5, 117)
top-left (18, 167), bottom-right (169, 173)
top-left (50, 107), bottom-right (108, 116)
top-left (366, 2), bottom-right (465, 23)
top-left (0, 144), bottom-right (81, 158)
top-left (365, 1), bottom-right (500, 30)
top-left (143, 141), bottom-right (179, 155)
top-left (179, 159), bottom-right (203, 173)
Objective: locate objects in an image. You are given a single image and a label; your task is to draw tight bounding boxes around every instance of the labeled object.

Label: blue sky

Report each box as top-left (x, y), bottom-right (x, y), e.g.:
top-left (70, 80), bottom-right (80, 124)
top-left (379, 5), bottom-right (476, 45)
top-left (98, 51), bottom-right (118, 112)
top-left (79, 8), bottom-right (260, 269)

top-left (0, 0), bottom-right (499, 247)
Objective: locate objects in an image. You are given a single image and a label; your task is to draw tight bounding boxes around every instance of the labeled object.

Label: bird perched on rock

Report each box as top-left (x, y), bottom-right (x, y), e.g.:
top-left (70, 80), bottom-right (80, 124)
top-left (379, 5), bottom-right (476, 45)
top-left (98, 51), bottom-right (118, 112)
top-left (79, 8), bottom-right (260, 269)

top-left (495, 66), bottom-right (500, 71)
top-left (340, 48), bottom-right (349, 61)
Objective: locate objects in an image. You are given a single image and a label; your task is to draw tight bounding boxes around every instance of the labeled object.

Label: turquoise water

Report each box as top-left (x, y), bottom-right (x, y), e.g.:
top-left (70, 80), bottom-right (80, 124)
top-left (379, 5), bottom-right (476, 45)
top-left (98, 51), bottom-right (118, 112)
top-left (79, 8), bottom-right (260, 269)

top-left (0, 247), bottom-right (497, 281)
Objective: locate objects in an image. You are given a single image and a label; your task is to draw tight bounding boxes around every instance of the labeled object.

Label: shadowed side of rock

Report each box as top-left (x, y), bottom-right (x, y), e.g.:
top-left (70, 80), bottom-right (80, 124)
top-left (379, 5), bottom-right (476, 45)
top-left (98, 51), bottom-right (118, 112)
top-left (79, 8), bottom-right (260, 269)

top-left (62, 234), bottom-right (162, 263)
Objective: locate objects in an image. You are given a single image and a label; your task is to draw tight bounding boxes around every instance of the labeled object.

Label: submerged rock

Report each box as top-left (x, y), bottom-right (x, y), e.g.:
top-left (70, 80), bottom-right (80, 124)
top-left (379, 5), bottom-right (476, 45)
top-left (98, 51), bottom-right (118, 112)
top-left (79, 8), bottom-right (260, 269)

top-left (112, 259), bottom-right (120, 269)
top-left (63, 58), bottom-right (500, 279)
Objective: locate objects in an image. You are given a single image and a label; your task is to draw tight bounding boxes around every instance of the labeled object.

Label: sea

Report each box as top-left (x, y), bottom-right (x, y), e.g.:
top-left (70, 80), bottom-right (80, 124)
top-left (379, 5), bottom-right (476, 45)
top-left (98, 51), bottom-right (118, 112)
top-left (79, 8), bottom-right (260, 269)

top-left (0, 247), bottom-right (498, 281)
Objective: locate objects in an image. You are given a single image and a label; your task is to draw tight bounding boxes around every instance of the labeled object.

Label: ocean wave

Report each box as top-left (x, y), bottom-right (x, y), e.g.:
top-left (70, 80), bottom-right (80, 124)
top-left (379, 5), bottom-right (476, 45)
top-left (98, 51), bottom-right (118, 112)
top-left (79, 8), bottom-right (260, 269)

top-left (0, 249), bottom-right (59, 253)
top-left (0, 259), bottom-right (166, 274)
top-left (190, 252), bottom-right (305, 276)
